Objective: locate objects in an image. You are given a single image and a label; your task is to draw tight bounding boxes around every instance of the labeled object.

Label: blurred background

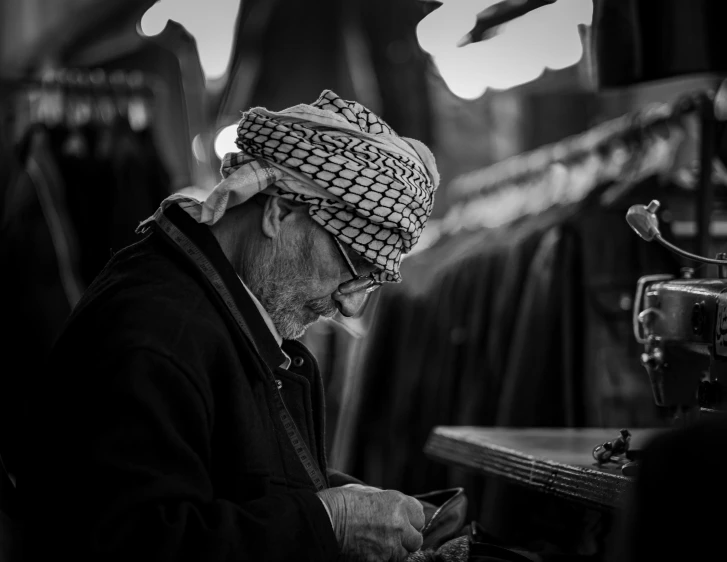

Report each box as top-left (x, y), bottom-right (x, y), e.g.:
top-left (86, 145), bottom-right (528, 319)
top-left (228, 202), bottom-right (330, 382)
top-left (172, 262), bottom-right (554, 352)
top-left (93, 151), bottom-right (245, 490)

top-left (3, 0), bottom-right (727, 555)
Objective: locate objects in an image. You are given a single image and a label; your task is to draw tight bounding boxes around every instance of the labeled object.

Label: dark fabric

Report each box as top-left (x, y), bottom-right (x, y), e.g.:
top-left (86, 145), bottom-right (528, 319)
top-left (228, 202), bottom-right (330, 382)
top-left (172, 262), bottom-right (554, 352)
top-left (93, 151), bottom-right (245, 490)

top-left (106, 120), bottom-right (173, 251)
top-left (348, 0), bottom-right (434, 145)
top-left (327, 468), bottom-right (366, 488)
top-left (0, 126), bottom-right (84, 476)
top-left (406, 535), bottom-right (470, 562)
top-left (416, 487), bottom-right (468, 551)
top-left (609, 417), bottom-right (727, 562)
top-left (218, 0), bottom-right (433, 142)
top-left (217, 0), bottom-right (356, 122)
top-left (42, 118), bottom-right (171, 286)
top-left (46, 122), bottom-right (111, 285)
top-left (18, 205), bottom-right (339, 562)
top-left (1, 119), bottom-right (171, 480)
top-left (477, 222), bottom-right (588, 549)
top-left (86, 21), bottom-right (206, 191)
top-left (0, 126), bottom-right (24, 562)
top-left (591, 0), bottom-right (727, 88)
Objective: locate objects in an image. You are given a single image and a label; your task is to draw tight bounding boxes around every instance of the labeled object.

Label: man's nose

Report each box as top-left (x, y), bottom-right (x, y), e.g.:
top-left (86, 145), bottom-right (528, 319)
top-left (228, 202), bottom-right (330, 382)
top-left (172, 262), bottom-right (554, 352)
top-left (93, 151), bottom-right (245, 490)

top-left (333, 289), bottom-right (368, 317)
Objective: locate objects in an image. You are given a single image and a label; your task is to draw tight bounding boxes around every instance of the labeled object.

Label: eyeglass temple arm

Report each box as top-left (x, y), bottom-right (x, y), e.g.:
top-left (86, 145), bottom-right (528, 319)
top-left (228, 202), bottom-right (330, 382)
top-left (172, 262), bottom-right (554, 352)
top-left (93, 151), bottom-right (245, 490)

top-left (332, 236), bottom-right (360, 277)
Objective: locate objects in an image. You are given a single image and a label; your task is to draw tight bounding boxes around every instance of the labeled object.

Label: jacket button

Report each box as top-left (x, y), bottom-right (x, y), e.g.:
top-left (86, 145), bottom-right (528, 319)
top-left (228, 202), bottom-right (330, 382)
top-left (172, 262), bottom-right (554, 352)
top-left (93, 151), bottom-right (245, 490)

top-left (292, 356), bottom-right (304, 368)
top-left (276, 379), bottom-right (283, 389)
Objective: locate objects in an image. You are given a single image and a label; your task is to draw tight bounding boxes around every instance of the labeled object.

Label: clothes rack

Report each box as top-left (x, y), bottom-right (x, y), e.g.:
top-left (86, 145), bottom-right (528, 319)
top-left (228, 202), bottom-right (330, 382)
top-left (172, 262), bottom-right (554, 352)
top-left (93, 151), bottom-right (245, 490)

top-left (0, 65), bottom-right (173, 483)
top-left (0, 67), bottom-right (158, 96)
top-left (443, 87), bottom-right (725, 258)
top-left (0, 68), bottom-right (161, 139)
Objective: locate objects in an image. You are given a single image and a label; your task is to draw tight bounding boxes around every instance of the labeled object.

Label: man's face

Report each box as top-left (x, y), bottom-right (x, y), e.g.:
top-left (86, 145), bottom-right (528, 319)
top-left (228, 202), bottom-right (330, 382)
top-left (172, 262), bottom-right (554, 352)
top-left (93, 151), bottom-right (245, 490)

top-left (246, 217), bottom-right (377, 340)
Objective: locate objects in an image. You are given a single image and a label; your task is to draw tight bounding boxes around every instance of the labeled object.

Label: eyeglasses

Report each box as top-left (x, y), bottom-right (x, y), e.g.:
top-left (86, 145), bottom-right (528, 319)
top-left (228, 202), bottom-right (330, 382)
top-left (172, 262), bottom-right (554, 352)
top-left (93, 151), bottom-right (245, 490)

top-left (331, 236), bottom-right (382, 296)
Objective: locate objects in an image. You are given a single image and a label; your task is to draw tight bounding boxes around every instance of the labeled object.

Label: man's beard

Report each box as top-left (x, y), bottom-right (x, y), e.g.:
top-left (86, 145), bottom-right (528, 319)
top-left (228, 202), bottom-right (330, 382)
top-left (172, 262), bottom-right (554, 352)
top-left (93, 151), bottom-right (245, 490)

top-left (245, 231), bottom-right (337, 340)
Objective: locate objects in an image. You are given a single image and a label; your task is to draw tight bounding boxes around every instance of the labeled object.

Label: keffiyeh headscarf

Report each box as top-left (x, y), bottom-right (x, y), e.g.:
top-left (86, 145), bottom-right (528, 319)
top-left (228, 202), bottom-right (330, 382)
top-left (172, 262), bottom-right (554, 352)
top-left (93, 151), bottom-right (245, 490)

top-left (145, 90), bottom-right (439, 283)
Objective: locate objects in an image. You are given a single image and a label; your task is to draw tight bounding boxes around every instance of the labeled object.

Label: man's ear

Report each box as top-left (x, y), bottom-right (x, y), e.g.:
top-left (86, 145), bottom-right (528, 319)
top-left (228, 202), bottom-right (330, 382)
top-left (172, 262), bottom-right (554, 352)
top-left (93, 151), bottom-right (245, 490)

top-left (260, 195), bottom-right (306, 239)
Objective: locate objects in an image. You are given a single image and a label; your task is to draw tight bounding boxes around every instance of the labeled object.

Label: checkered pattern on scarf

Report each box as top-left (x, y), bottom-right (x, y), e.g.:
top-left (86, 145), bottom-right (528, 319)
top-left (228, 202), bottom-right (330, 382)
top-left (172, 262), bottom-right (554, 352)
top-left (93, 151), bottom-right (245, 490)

top-left (140, 90), bottom-right (438, 283)
top-left (220, 90), bottom-right (439, 283)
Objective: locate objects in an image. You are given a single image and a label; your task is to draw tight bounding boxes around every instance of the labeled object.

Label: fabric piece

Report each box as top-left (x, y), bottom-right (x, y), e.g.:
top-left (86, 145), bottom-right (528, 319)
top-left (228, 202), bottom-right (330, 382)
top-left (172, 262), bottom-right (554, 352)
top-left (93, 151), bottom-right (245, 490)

top-left (46, 118), bottom-right (171, 286)
top-left (216, 0), bottom-right (434, 147)
top-left (66, 21), bottom-right (205, 191)
top-left (406, 536), bottom-right (469, 562)
top-left (414, 487), bottom-right (468, 551)
top-left (591, 0), bottom-right (727, 88)
top-left (148, 90), bottom-right (439, 283)
top-left (0, 125), bottom-right (83, 477)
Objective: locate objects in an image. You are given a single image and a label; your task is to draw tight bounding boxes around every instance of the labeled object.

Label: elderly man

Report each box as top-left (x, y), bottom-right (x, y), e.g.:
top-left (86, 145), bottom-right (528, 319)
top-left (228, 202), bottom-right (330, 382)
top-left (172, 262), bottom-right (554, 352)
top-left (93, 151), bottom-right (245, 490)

top-left (20, 91), bottom-right (440, 562)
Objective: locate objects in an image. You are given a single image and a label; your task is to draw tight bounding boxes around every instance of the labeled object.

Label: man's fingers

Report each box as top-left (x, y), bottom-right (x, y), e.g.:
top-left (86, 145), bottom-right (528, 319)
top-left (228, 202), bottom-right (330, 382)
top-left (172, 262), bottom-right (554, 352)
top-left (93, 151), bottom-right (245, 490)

top-left (401, 526), bottom-right (424, 554)
top-left (403, 496), bottom-right (426, 531)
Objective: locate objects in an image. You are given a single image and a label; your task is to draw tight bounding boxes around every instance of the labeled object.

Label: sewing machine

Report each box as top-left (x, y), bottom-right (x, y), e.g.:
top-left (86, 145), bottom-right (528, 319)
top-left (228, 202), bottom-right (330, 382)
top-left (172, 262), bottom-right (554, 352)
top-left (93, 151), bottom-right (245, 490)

top-left (628, 200), bottom-right (727, 421)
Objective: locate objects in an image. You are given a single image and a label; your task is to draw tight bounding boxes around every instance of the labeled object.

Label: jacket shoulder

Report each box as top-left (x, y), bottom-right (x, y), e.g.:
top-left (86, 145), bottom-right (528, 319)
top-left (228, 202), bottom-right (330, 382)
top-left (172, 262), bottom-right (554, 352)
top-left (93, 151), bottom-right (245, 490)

top-left (56, 234), bottom-right (239, 371)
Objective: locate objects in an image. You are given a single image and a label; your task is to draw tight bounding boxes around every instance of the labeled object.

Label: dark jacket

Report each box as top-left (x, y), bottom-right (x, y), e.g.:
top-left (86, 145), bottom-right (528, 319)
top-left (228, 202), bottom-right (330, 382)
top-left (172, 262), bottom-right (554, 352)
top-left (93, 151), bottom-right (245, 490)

top-left (19, 205), bottom-right (342, 562)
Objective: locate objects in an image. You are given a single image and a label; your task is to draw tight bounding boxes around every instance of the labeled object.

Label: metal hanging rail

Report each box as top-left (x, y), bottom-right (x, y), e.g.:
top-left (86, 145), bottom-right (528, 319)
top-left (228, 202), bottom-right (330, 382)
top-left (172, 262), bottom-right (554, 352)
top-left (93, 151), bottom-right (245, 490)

top-left (444, 86), bottom-right (724, 258)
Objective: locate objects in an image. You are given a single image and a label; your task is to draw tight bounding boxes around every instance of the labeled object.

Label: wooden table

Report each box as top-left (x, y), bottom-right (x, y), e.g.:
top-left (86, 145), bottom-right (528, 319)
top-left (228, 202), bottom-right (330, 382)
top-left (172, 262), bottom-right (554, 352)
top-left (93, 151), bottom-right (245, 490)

top-left (424, 426), bottom-right (665, 511)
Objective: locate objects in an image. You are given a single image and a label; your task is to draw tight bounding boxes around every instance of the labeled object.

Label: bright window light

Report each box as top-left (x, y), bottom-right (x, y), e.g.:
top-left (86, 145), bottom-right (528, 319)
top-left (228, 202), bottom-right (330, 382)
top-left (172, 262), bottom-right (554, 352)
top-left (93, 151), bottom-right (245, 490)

top-left (214, 124), bottom-right (240, 160)
top-left (140, 0), bottom-right (240, 80)
top-left (416, 0), bottom-right (593, 99)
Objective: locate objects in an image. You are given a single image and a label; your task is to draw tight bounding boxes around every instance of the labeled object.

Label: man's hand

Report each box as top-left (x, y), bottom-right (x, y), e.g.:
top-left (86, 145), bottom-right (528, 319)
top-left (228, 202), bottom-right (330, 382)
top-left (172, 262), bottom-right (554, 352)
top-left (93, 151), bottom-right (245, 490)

top-left (317, 486), bottom-right (425, 562)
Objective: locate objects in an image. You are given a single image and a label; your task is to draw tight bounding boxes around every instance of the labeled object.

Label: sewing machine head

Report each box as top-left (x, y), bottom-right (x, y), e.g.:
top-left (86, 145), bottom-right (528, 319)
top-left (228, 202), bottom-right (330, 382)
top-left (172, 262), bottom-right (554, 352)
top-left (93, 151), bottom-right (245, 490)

top-left (628, 201), bottom-right (727, 420)
top-left (634, 273), bottom-right (727, 414)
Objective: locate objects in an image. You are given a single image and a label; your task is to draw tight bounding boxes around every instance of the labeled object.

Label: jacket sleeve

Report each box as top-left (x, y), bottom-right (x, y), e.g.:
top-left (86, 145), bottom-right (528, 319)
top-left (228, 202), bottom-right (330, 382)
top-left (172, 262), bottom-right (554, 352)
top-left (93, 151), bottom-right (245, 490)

top-left (22, 347), bottom-right (340, 562)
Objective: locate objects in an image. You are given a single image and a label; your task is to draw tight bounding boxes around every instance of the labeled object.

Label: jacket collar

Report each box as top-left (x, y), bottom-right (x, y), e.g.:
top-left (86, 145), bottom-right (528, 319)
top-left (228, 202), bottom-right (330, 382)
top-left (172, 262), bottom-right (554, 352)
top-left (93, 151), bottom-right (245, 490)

top-left (160, 204), bottom-right (288, 371)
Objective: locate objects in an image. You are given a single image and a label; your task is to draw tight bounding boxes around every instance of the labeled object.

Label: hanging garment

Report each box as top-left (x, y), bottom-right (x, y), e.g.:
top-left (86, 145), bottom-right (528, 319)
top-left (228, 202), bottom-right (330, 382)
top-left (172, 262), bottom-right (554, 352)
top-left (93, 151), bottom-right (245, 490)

top-left (68, 22), bottom-right (206, 192)
top-left (47, 122), bottom-right (115, 285)
top-left (0, 105), bottom-right (172, 481)
top-left (301, 320), bottom-right (359, 455)
top-left (218, 0), bottom-right (433, 142)
top-left (106, 118), bottom-right (172, 252)
top-left (45, 117), bottom-right (172, 286)
top-left (335, 206), bottom-right (576, 493)
top-left (217, 0), bottom-right (357, 119)
top-left (0, 125), bottom-right (84, 475)
top-left (591, 0), bottom-right (727, 89)
top-left (476, 222), bottom-right (583, 549)
top-left (347, 0), bottom-right (434, 145)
